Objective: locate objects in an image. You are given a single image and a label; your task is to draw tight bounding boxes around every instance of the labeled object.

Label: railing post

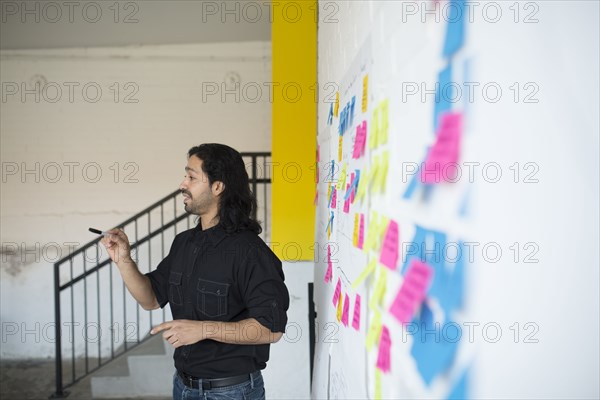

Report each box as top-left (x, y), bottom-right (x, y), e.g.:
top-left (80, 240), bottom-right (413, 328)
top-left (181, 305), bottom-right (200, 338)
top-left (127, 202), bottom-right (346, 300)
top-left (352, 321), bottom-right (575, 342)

top-left (51, 262), bottom-right (68, 398)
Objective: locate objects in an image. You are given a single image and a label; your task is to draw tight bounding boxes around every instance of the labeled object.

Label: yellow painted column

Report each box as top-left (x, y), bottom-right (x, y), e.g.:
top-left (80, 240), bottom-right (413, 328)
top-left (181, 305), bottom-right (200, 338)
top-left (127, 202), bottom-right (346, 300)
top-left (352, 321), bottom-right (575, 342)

top-left (271, 0), bottom-right (317, 261)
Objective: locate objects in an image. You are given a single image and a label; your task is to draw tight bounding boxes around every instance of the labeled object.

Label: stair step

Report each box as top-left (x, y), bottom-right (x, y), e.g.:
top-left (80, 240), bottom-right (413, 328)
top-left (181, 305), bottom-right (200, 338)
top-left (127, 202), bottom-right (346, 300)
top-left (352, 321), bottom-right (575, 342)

top-left (91, 334), bottom-right (174, 398)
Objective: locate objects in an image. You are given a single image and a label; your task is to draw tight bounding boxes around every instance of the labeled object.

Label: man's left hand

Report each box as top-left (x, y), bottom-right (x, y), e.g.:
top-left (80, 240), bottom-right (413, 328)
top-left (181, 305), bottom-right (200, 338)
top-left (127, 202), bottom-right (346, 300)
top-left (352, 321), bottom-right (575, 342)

top-left (151, 320), bottom-right (204, 348)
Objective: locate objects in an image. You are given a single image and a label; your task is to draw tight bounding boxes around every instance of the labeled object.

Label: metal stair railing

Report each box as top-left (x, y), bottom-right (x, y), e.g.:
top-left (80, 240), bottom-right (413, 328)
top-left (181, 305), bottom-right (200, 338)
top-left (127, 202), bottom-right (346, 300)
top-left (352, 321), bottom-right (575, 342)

top-left (51, 152), bottom-right (271, 398)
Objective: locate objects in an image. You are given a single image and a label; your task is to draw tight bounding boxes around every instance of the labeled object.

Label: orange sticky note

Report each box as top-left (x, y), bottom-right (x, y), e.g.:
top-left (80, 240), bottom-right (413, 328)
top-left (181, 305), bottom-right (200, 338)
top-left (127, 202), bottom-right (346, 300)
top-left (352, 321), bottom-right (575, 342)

top-left (337, 292), bottom-right (343, 321)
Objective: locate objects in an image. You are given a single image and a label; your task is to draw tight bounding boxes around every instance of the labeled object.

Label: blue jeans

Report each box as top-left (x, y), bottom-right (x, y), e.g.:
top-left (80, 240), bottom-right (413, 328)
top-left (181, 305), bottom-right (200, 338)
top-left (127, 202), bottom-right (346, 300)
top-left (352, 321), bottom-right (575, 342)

top-left (172, 370), bottom-right (265, 400)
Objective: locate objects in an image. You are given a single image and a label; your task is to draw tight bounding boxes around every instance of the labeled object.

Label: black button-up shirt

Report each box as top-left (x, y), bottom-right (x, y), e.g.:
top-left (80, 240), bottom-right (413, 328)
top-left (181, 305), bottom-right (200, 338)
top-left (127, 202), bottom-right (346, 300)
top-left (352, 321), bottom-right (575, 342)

top-left (146, 224), bottom-right (289, 378)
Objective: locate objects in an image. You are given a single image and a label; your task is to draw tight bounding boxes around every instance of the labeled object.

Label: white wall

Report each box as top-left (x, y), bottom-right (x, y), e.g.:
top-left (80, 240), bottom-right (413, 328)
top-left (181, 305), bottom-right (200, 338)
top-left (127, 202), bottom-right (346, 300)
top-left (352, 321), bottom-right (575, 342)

top-left (314, 1), bottom-right (598, 399)
top-left (0, 41), bottom-right (273, 359)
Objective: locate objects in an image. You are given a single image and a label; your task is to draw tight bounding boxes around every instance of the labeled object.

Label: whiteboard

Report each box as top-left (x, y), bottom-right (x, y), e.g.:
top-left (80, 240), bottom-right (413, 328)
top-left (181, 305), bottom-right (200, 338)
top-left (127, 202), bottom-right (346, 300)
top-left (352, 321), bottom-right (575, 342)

top-left (312, 1), bottom-right (599, 399)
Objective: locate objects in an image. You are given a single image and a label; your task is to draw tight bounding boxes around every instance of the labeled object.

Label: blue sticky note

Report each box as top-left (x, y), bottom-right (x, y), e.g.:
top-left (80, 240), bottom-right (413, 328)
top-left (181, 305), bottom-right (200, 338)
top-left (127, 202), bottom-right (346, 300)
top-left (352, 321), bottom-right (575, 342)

top-left (434, 64), bottom-right (453, 133)
top-left (403, 164), bottom-right (421, 200)
top-left (447, 369), bottom-right (468, 400)
top-left (442, 0), bottom-right (466, 57)
top-left (410, 304), bottom-right (459, 386)
top-left (328, 103), bottom-right (334, 125)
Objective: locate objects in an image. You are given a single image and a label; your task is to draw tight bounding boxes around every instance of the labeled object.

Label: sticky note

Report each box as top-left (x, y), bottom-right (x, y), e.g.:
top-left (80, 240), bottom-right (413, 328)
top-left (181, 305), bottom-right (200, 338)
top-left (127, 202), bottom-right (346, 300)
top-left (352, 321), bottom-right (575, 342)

top-left (352, 258), bottom-right (377, 289)
top-left (330, 188), bottom-right (337, 209)
top-left (336, 163), bottom-right (347, 190)
top-left (379, 100), bottom-right (389, 146)
top-left (341, 294), bottom-right (350, 327)
top-left (362, 75), bottom-right (369, 113)
top-left (448, 369), bottom-right (468, 400)
top-left (379, 220), bottom-right (399, 270)
top-left (365, 311), bottom-right (382, 351)
top-left (343, 195), bottom-right (350, 214)
top-left (421, 112), bottom-right (462, 184)
top-left (442, 0), bottom-right (465, 57)
top-left (389, 259), bottom-right (434, 325)
top-left (336, 292), bottom-right (343, 321)
top-left (373, 151), bottom-right (389, 194)
top-left (344, 172), bottom-right (355, 201)
top-left (374, 369), bottom-right (382, 399)
top-left (354, 167), bottom-right (368, 203)
top-left (350, 170), bottom-right (359, 203)
top-left (332, 277), bottom-right (342, 306)
top-left (369, 107), bottom-right (379, 149)
top-left (328, 103), bottom-right (333, 125)
top-left (358, 214), bottom-right (365, 249)
top-left (376, 325), bottom-right (391, 373)
top-left (326, 211), bottom-right (334, 239)
top-left (369, 267), bottom-right (387, 310)
top-left (334, 92), bottom-right (340, 117)
top-left (434, 64), bottom-right (453, 132)
top-left (338, 135), bottom-right (343, 162)
top-left (313, 190), bottom-right (318, 205)
top-left (324, 245), bottom-right (333, 283)
top-left (353, 214), bottom-right (360, 246)
top-left (352, 294), bottom-right (361, 330)
top-left (411, 304), bottom-right (459, 386)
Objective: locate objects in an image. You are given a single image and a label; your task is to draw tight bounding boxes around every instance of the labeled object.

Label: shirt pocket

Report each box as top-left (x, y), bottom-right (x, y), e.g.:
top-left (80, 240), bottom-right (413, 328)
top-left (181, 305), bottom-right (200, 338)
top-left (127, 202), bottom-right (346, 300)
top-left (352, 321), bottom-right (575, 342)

top-left (168, 271), bottom-right (183, 306)
top-left (196, 279), bottom-right (229, 318)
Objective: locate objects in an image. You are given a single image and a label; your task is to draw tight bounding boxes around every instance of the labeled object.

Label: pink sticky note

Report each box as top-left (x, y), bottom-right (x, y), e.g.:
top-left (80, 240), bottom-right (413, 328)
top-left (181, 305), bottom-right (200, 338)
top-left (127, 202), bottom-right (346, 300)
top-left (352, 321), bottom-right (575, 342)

top-left (324, 245), bottom-right (333, 283)
top-left (332, 277), bottom-right (342, 307)
top-left (351, 120), bottom-right (367, 159)
top-left (341, 294), bottom-right (350, 327)
top-left (330, 188), bottom-right (337, 209)
top-left (379, 220), bottom-right (399, 270)
top-left (376, 325), bottom-right (391, 373)
top-left (421, 112), bottom-right (462, 184)
top-left (389, 259), bottom-right (434, 325)
top-left (343, 184), bottom-right (351, 213)
top-left (357, 214), bottom-right (365, 249)
top-left (352, 294), bottom-right (361, 330)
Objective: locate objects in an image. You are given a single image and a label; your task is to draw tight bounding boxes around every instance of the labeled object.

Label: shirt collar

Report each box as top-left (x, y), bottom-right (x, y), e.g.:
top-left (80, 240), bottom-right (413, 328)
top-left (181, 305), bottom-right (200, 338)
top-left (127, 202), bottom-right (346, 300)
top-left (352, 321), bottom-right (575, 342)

top-left (194, 223), bottom-right (228, 247)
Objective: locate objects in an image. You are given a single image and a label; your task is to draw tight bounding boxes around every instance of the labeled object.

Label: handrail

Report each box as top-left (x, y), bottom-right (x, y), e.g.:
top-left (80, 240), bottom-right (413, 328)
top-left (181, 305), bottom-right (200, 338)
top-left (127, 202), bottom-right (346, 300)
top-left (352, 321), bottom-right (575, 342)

top-left (52, 152), bottom-right (271, 398)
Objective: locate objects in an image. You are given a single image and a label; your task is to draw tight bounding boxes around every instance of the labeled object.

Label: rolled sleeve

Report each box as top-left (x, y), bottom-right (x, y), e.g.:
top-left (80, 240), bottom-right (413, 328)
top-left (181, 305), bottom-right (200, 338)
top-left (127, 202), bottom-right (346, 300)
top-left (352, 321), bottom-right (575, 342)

top-left (240, 245), bottom-right (289, 333)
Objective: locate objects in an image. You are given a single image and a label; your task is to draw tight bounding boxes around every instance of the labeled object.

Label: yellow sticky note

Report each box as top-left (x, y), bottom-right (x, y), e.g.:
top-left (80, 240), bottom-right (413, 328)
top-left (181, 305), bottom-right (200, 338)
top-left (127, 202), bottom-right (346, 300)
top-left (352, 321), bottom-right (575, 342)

top-left (374, 369), bottom-right (382, 399)
top-left (353, 214), bottom-right (360, 247)
top-left (336, 162), bottom-right (347, 190)
top-left (369, 107), bottom-right (379, 149)
top-left (368, 156), bottom-right (380, 195)
top-left (352, 258), bottom-right (377, 289)
top-left (374, 151), bottom-right (389, 194)
top-left (362, 75), bottom-right (369, 113)
top-left (334, 92), bottom-right (340, 117)
top-left (363, 211), bottom-right (378, 252)
top-left (338, 135), bottom-right (343, 162)
top-left (337, 292), bottom-right (343, 321)
top-left (373, 216), bottom-right (389, 252)
top-left (369, 267), bottom-right (387, 310)
top-left (379, 100), bottom-right (389, 146)
top-left (355, 167), bottom-right (368, 203)
top-left (366, 311), bottom-right (382, 351)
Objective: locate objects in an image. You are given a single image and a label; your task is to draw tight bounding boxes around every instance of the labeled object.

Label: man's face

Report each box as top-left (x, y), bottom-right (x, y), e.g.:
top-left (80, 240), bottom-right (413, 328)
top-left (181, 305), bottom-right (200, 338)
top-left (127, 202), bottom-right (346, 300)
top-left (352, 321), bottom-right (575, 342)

top-left (179, 155), bottom-right (218, 216)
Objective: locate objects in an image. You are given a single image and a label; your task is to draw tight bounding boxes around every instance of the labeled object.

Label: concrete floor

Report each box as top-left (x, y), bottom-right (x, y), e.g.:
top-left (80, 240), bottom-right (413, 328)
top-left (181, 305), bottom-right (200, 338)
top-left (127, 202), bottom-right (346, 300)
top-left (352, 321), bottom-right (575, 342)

top-left (0, 359), bottom-right (170, 400)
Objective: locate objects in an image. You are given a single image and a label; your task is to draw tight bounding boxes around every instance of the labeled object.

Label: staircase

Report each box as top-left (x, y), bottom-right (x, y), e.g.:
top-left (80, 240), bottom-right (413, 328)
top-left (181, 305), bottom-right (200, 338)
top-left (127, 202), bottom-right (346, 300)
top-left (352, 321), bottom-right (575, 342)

top-left (90, 334), bottom-right (174, 398)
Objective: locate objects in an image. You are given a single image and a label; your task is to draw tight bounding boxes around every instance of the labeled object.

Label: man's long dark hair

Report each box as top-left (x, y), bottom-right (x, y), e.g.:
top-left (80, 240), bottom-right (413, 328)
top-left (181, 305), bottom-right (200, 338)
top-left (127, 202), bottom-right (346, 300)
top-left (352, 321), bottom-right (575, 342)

top-left (188, 144), bottom-right (262, 234)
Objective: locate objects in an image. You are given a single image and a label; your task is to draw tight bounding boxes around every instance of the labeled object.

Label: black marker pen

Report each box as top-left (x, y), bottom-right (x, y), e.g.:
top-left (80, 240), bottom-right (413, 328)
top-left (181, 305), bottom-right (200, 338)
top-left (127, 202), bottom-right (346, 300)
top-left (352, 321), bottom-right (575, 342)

top-left (88, 227), bottom-right (110, 236)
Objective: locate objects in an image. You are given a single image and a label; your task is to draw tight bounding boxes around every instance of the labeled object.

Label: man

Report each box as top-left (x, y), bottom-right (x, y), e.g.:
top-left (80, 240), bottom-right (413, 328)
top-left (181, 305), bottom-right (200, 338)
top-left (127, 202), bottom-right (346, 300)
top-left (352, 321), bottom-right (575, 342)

top-left (101, 143), bottom-right (289, 400)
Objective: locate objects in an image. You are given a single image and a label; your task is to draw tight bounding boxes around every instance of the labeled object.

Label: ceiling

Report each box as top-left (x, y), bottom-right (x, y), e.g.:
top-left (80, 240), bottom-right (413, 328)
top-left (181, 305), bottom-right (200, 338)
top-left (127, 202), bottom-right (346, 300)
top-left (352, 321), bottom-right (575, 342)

top-left (0, 1), bottom-right (271, 50)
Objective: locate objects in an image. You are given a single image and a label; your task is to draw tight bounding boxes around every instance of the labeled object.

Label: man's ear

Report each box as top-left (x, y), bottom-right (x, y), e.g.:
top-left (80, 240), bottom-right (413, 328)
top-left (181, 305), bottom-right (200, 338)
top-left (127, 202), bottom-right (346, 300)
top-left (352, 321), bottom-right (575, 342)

top-left (212, 181), bottom-right (225, 196)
